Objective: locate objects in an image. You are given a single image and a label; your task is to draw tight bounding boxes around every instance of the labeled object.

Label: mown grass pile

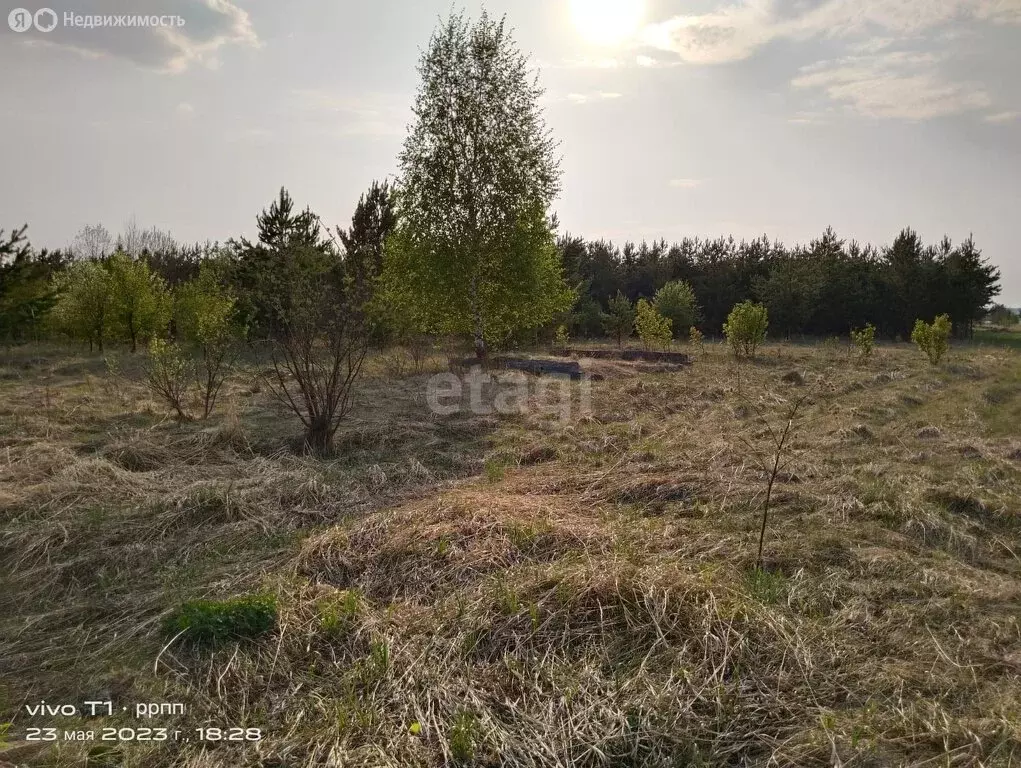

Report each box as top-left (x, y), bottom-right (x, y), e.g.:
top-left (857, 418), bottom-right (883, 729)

top-left (1, 338), bottom-right (1020, 766)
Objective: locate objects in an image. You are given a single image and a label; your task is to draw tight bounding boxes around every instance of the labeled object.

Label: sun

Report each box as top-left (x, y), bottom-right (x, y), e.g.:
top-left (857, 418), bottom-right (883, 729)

top-left (569, 0), bottom-right (645, 46)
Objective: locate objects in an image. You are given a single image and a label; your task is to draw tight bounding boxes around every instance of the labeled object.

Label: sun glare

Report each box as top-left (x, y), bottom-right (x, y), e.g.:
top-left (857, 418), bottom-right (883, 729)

top-left (569, 0), bottom-right (645, 46)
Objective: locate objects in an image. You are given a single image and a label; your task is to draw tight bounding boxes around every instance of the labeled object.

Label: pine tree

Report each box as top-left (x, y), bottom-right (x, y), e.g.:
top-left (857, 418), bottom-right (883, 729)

top-left (338, 180), bottom-right (397, 297)
top-left (227, 188), bottom-right (335, 338)
top-left (939, 236), bottom-right (1000, 338)
top-left (603, 291), bottom-right (636, 348)
top-left (0, 225), bottom-right (61, 341)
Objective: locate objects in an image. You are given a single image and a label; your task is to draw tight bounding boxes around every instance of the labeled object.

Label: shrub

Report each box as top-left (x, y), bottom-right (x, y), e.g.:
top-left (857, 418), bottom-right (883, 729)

top-left (689, 326), bottom-right (705, 354)
top-left (723, 301), bottom-right (768, 358)
top-left (603, 291), bottom-right (635, 348)
top-left (851, 323), bottom-right (876, 361)
top-left (175, 262), bottom-right (244, 419)
top-left (911, 314), bottom-right (951, 365)
top-left (653, 280), bottom-right (699, 338)
top-left (553, 324), bottom-right (569, 351)
top-left (265, 246), bottom-right (369, 454)
top-left (634, 299), bottom-right (672, 351)
top-left (145, 338), bottom-right (191, 420)
top-left (164, 594), bottom-right (277, 645)
top-left (380, 346), bottom-right (412, 378)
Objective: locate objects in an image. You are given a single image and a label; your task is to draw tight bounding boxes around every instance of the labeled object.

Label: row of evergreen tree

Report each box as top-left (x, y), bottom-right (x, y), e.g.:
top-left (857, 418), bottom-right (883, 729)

top-left (558, 227), bottom-right (1001, 341)
top-left (0, 206), bottom-right (1003, 346)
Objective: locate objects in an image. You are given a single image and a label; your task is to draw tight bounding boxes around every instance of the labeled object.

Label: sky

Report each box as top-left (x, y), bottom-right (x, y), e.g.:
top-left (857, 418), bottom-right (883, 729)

top-left (1, 0), bottom-right (1019, 304)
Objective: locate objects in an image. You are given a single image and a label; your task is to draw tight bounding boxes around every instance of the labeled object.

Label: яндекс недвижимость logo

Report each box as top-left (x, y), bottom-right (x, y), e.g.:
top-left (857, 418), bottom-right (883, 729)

top-left (8, 8), bottom-right (58, 32)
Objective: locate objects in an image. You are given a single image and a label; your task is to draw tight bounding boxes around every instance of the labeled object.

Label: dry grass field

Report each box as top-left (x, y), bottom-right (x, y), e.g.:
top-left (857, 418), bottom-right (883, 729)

top-left (2, 336), bottom-right (1021, 767)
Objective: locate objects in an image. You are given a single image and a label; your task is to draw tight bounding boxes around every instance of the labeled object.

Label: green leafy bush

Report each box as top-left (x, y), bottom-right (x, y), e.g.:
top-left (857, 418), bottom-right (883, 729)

top-left (164, 594), bottom-right (277, 645)
top-left (634, 298), bottom-right (672, 351)
top-left (145, 338), bottom-right (191, 420)
top-left (723, 301), bottom-right (768, 358)
top-left (653, 280), bottom-right (699, 338)
top-left (175, 262), bottom-right (245, 418)
top-left (911, 314), bottom-right (951, 365)
top-left (851, 323), bottom-right (876, 361)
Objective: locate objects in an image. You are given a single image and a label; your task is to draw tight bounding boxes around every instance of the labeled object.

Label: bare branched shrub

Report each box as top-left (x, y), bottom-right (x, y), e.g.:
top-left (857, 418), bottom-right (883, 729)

top-left (407, 333), bottom-right (431, 374)
top-left (265, 246), bottom-right (368, 454)
top-left (380, 347), bottom-right (411, 378)
top-left (742, 394), bottom-right (808, 569)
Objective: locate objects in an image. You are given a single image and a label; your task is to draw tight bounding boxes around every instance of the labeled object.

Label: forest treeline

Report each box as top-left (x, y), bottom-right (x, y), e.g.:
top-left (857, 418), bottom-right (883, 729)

top-left (0, 212), bottom-right (1003, 346)
top-left (558, 227), bottom-right (1001, 341)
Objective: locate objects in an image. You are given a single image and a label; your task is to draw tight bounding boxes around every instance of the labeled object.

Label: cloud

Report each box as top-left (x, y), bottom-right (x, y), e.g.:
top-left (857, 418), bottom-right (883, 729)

top-left (642, 0), bottom-right (777, 64)
top-left (984, 110), bottom-right (1020, 123)
top-left (565, 91), bottom-right (623, 105)
top-left (847, 37), bottom-right (898, 54)
top-left (791, 51), bottom-right (992, 119)
top-left (642, 0), bottom-right (1021, 64)
top-left (639, 0), bottom-right (1019, 121)
top-left (668, 178), bottom-right (702, 188)
top-left (176, 101), bottom-right (195, 116)
top-left (0, 0), bottom-right (259, 73)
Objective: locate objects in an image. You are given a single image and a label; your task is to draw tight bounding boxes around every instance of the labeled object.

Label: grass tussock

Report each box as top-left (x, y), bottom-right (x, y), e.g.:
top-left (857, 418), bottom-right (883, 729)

top-left (298, 488), bottom-right (613, 601)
